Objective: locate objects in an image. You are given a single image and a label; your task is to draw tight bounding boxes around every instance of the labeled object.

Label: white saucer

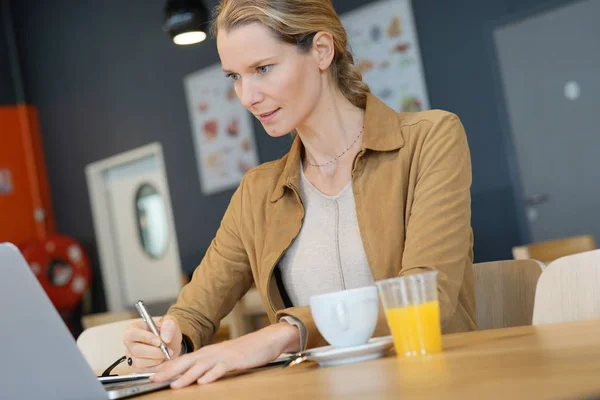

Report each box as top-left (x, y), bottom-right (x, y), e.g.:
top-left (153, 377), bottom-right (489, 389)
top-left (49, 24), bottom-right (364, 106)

top-left (305, 336), bottom-right (394, 367)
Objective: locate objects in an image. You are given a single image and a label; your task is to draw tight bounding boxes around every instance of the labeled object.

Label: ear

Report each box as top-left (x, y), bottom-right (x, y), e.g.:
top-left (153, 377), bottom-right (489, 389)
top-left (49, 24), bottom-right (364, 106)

top-left (312, 31), bottom-right (335, 71)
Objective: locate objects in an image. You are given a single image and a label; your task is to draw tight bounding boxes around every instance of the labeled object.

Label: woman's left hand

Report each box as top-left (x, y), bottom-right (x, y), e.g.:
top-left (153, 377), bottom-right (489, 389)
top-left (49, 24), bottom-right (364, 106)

top-left (150, 322), bottom-right (300, 389)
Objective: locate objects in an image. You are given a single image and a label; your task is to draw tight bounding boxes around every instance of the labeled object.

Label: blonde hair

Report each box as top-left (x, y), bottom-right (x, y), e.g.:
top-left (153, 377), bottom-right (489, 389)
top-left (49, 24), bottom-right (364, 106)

top-left (212, 0), bottom-right (371, 109)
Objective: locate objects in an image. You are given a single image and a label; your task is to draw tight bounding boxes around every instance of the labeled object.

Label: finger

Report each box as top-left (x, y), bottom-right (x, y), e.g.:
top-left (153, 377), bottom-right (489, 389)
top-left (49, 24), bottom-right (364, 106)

top-left (130, 320), bottom-right (150, 329)
top-left (151, 354), bottom-right (198, 382)
top-left (128, 320), bottom-right (155, 335)
top-left (124, 326), bottom-right (162, 347)
top-left (171, 361), bottom-right (216, 389)
top-left (129, 342), bottom-right (171, 360)
top-left (159, 316), bottom-right (178, 344)
top-left (197, 362), bottom-right (228, 385)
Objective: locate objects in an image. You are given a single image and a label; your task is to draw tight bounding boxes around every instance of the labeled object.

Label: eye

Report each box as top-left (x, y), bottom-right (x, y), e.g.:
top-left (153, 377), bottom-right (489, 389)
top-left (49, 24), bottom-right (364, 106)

top-left (257, 65), bottom-right (273, 74)
top-left (226, 73), bottom-right (240, 81)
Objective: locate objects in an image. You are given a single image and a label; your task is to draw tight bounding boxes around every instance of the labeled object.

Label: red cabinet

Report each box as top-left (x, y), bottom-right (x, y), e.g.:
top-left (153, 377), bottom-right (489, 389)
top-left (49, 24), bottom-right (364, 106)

top-left (0, 105), bottom-right (55, 244)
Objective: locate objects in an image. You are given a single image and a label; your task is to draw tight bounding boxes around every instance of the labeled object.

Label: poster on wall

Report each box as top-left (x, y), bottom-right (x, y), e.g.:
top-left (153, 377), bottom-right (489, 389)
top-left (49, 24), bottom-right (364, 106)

top-left (341, 0), bottom-right (430, 113)
top-left (184, 64), bottom-right (260, 195)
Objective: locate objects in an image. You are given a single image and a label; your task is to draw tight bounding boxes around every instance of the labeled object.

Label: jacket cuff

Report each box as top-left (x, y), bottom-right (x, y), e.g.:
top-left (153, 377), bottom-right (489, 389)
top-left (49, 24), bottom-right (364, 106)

top-left (180, 334), bottom-right (193, 356)
top-left (279, 316), bottom-right (307, 351)
top-left (275, 306), bottom-right (328, 350)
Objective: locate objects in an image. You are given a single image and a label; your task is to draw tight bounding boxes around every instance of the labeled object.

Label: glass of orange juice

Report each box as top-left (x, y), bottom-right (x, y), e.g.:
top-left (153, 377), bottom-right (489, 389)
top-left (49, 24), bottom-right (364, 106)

top-left (375, 271), bottom-right (442, 358)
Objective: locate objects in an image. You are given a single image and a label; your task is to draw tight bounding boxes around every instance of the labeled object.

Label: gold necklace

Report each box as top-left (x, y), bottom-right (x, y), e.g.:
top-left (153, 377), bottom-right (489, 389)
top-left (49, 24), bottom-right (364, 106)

top-left (306, 127), bottom-right (364, 168)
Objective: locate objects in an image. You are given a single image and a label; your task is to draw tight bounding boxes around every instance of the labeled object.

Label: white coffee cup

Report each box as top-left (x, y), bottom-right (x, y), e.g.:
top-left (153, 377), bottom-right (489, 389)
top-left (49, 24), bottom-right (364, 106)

top-left (309, 286), bottom-right (379, 348)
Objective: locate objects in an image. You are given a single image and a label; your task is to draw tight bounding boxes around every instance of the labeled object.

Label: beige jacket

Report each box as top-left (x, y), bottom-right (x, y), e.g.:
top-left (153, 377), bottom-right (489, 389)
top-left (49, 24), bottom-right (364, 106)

top-left (168, 94), bottom-right (477, 351)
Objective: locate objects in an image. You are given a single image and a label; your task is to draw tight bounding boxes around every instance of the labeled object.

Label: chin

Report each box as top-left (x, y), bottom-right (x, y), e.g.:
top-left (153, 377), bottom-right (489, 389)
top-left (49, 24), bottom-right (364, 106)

top-left (262, 123), bottom-right (294, 138)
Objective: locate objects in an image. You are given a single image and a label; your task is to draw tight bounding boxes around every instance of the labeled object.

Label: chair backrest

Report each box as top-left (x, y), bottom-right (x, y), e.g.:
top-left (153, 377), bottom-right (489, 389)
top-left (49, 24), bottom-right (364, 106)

top-left (473, 259), bottom-right (545, 330)
top-left (76, 317), bottom-right (160, 372)
top-left (533, 249), bottom-right (600, 325)
top-left (81, 310), bottom-right (139, 331)
top-left (512, 235), bottom-right (596, 264)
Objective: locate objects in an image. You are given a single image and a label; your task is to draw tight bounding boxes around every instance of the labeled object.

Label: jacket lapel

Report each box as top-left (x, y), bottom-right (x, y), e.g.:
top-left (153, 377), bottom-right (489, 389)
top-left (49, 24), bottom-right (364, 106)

top-left (262, 136), bottom-right (304, 313)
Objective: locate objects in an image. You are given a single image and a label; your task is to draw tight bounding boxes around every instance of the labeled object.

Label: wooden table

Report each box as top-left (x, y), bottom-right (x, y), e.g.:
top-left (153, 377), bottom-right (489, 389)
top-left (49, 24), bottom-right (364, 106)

top-left (136, 319), bottom-right (600, 399)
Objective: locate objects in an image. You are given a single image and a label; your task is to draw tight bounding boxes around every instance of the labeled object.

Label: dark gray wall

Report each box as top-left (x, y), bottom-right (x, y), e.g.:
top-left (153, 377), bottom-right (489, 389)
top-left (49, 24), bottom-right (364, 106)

top-left (409, 0), bottom-right (577, 261)
top-left (8, 0), bottom-right (293, 311)
top-left (5, 0), bottom-right (577, 311)
top-left (0, 1), bottom-right (16, 104)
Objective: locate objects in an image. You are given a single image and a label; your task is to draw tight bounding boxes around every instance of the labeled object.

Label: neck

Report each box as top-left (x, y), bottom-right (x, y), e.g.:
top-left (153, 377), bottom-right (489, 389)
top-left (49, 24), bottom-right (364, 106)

top-left (296, 86), bottom-right (365, 174)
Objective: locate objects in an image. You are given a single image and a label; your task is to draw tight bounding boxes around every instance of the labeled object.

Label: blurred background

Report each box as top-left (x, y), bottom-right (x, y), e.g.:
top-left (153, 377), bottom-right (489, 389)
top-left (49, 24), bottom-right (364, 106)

top-left (1, 0), bottom-right (597, 339)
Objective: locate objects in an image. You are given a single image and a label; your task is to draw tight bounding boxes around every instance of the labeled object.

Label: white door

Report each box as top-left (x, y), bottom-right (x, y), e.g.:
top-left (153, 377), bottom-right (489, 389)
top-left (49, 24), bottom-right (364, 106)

top-left (494, 0), bottom-right (600, 244)
top-left (104, 154), bottom-right (182, 307)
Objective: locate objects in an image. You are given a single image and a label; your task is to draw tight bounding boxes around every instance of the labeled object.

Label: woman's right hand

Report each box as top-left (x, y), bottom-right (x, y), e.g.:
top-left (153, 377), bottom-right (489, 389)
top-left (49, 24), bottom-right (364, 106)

top-left (123, 315), bottom-right (183, 371)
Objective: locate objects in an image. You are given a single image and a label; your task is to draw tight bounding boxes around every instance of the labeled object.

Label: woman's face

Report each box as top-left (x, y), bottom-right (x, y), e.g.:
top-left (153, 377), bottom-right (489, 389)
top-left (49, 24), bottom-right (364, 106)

top-left (217, 22), bottom-right (324, 137)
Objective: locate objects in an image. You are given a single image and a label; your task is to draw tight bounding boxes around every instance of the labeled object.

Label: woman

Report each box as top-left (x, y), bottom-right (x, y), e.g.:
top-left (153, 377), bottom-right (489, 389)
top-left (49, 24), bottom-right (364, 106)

top-left (124, 0), bottom-right (477, 388)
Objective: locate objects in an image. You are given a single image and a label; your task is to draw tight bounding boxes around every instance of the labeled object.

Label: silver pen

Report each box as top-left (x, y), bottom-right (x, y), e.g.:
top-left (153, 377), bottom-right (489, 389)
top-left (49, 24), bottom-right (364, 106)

top-left (135, 300), bottom-right (172, 360)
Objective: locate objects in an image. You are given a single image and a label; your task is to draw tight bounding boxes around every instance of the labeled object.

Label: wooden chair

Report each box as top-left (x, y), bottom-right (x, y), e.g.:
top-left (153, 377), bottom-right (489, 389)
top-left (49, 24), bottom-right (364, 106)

top-left (512, 235), bottom-right (596, 265)
top-left (473, 259), bottom-right (545, 330)
top-left (533, 249), bottom-right (600, 325)
top-left (81, 310), bottom-right (139, 331)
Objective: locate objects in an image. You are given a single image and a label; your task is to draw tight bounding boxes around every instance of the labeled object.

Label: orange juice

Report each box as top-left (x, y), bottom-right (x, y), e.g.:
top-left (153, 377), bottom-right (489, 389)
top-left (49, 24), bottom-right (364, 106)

top-left (385, 301), bottom-right (442, 357)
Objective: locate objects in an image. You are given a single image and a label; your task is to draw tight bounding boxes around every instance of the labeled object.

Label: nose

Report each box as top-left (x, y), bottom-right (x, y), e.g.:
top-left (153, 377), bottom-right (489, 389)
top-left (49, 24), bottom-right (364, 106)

top-left (239, 78), bottom-right (263, 110)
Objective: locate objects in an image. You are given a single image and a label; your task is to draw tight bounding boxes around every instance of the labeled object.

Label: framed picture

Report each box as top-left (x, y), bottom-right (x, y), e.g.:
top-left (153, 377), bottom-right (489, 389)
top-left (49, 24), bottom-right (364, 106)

top-left (342, 0), bottom-right (430, 112)
top-left (184, 64), bottom-right (260, 195)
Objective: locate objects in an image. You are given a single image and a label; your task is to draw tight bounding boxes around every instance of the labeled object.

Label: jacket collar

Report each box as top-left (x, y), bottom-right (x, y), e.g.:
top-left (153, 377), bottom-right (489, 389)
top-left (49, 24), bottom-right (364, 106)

top-left (270, 94), bottom-right (404, 202)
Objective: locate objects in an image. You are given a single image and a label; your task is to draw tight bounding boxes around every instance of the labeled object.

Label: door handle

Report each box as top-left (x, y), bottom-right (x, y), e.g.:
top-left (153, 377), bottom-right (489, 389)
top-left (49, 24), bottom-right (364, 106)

top-left (524, 193), bottom-right (550, 207)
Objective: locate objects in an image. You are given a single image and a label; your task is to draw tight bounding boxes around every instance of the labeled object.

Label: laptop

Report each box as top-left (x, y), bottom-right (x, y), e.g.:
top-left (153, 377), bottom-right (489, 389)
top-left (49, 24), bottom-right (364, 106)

top-left (0, 243), bottom-right (172, 399)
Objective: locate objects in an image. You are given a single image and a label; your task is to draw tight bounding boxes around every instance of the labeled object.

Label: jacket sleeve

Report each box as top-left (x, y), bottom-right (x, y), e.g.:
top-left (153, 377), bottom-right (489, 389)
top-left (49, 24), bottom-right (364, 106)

top-left (276, 113), bottom-right (473, 349)
top-left (167, 178), bottom-right (254, 351)
top-left (400, 112), bottom-right (473, 328)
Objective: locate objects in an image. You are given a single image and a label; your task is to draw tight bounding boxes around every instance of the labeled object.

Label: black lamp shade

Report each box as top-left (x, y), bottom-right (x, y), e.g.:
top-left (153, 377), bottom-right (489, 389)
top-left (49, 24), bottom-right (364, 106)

top-left (163, 0), bottom-right (210, 45)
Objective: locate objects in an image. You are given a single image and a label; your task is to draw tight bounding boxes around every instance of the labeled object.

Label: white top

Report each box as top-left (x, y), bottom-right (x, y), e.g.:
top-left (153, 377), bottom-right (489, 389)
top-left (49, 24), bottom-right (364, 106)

top-left (278, 162), bottom-right (374, 347)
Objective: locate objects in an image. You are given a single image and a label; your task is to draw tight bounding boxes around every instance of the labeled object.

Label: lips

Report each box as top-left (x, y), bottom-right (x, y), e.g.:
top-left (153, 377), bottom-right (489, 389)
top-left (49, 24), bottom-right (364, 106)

top-left (257, 108), bottom-right (280, 122)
